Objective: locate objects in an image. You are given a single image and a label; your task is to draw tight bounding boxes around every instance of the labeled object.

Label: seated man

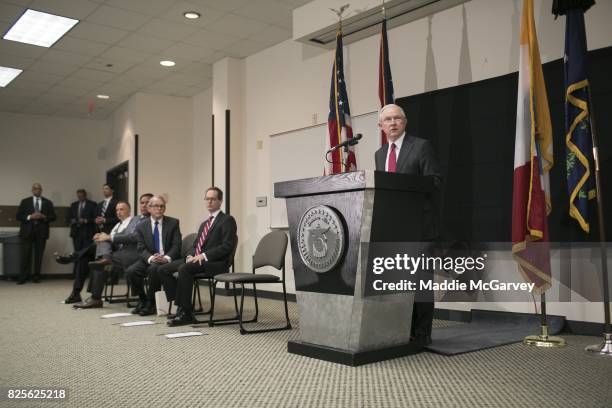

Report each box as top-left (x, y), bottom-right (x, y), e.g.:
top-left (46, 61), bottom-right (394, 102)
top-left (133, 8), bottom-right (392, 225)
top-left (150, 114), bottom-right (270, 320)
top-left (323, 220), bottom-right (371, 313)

top-left (126, 195), bottom-right (181, 316)
top-left (160, 187), bottom-right (237, 327)
top-left (73, 194), bottom-right (152, 309)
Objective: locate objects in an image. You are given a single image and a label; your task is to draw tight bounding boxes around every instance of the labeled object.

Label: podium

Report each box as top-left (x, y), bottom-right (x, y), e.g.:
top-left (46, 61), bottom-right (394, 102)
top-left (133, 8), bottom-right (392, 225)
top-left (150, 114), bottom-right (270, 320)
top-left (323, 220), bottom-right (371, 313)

top-left (274, 170), bottom-right (435, 365)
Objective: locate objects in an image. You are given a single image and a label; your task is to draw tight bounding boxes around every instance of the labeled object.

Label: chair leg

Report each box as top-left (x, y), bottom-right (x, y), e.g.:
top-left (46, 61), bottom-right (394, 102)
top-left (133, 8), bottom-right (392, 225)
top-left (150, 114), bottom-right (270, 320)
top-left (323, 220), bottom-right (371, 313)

top-left (237, 281), bottom-right (292, 335)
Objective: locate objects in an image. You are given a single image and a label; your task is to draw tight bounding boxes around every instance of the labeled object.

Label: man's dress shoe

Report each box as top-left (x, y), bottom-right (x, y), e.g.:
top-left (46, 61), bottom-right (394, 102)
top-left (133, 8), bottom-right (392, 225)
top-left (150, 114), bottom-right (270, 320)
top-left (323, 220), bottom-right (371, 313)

top-left (64, 293), bottom-right (82, 304)
top-left (167, 311), bottom-right (197, 327)
top-left (73, 297), bottom-right (103, 309)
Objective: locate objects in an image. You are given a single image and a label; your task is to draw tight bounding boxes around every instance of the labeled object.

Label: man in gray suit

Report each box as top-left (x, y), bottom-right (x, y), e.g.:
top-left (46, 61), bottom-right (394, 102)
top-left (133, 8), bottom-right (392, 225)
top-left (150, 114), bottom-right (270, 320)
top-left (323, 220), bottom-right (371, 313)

top-left (126, 195), bottom-right (182, 316)
top-left (73, 195), bottom-right (152, 308)
top-left (375, 104), bottom-right (441, 346)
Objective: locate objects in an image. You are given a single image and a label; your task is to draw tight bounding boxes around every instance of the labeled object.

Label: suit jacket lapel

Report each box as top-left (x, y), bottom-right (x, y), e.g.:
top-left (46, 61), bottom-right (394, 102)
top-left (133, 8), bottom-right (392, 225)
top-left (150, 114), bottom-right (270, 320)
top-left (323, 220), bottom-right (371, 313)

top-left (161, 218), bottom-right (169, 248)
top-left (206, 212), bottom-right (224, 240)
top-left (396, 136), bottom-right (415, 172)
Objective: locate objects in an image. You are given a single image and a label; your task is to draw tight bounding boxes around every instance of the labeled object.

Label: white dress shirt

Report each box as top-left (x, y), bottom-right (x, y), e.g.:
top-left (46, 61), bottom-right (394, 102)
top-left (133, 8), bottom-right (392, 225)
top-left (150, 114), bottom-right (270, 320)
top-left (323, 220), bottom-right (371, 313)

top-left (148, 217), bottom-right (171, 264)
top-left (27, 196), bottom-right (42, 220)
top-left (385, 132), bottom-right (406, 172)
top-left (110, 216), bottom-right (133, 241)
top-left (201, 209), bottom-right (221, 261)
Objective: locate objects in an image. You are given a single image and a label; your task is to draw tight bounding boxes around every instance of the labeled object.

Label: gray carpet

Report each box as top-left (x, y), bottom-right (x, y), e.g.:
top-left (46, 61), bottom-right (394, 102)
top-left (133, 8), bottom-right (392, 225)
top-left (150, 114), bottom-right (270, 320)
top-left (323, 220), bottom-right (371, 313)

top-left (427, 309), bottom-right (566, 355)
top-left (1, 279), bottom-right (611, 408)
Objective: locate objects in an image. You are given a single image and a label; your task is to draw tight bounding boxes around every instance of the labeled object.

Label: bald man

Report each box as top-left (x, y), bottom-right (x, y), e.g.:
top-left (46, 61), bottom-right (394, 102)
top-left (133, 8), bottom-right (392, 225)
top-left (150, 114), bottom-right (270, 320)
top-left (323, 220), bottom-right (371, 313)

top-left (16, 183), bottom-right (56, 284)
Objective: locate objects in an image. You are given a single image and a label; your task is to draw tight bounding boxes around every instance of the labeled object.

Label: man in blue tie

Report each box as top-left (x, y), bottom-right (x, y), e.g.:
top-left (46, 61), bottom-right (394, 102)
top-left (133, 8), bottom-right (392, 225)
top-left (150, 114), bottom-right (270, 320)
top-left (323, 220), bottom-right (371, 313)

top-left (126, 195), bottom-right (181, 316)
top-left (16, 183), bottom-right (56, 284)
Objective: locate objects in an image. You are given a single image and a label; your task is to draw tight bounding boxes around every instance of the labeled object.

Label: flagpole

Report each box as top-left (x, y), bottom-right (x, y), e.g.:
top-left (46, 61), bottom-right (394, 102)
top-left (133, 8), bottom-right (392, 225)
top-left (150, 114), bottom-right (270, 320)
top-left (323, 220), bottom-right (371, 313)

top-left (584, 86), bottom-right (612, 356)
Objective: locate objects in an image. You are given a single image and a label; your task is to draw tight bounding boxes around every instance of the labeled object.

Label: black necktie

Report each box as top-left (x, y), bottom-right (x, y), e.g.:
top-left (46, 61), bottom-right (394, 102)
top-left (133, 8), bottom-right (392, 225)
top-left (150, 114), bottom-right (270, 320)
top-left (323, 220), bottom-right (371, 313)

top-left (35, 198), bottom-right (40, 212)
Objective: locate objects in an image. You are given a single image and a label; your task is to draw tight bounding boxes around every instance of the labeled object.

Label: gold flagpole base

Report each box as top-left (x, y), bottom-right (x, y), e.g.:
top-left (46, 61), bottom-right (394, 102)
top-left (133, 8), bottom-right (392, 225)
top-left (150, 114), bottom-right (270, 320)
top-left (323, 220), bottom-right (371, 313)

top-left (585, 333), bottom-right (612, 356)
top-left (523, 325), bottom-right (567, 348)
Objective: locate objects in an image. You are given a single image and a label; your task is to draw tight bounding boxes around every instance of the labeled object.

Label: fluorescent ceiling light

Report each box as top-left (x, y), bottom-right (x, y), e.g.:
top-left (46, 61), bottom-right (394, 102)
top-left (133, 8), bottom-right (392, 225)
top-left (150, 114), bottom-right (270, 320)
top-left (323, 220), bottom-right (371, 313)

top-left (0, 66), bottom-right (23, 87)
top-left (97, 94), bottom-right (110, 99)
top-left (3, 9), bottom-right (79, 48)
top-left (160, 60), bottom-right (176, 67)
top-left (183, 11), bottom-right (201, 19)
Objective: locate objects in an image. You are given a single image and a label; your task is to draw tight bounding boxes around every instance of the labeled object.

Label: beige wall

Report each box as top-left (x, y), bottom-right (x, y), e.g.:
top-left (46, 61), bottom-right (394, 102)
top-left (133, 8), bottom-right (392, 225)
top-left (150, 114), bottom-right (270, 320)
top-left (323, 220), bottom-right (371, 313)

top-left (0, 111), bottom-right (112, 275)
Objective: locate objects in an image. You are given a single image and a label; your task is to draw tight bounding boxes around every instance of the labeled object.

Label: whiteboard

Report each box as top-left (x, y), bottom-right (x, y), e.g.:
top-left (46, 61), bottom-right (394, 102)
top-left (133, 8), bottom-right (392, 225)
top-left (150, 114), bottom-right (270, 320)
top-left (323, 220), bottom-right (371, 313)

top-left (269, 111), bottom-right (380, 228)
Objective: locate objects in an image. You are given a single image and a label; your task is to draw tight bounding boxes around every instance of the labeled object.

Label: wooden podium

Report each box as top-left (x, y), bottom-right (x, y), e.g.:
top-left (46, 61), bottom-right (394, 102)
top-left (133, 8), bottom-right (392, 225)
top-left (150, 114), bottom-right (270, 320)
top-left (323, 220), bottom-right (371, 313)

top-left (274, 170), bottom-right (435, 365)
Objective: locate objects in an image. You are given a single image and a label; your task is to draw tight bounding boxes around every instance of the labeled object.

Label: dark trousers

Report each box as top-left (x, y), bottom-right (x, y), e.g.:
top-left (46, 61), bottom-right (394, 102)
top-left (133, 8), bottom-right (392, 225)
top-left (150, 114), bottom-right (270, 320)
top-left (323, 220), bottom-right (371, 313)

top-left (20, 234), bottom-right (46, 280)
top-left (89, 249), bottom-right (140, 300)
top-left (174, 262), bottom-right (208, 312)
top-left (125, 259), bottom-right (162, 303)
top-left (72, 235), bottom-right (95, 292)
top-left (411, 241), bottom-right (437, 338)
top-left (157, 260), bottom-right (185, 303)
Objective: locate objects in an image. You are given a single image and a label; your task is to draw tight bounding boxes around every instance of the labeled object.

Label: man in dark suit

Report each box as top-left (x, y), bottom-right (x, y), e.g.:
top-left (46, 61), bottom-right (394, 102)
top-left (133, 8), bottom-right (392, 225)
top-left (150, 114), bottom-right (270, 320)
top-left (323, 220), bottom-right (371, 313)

top-left (95, 184), bottom-right (118, 234)
top-left (67, 188), bottom-right (97, 284)
top-left (161, 187), bottom-right (237, 327)
top-left (73, 197), bottom-right (151, 308)
top-left (126, 195), bottom-right (181, 316)
top-left (375, 104), bottom-right (441, 346)
top-left (16, 183), bottom-right (56, 284)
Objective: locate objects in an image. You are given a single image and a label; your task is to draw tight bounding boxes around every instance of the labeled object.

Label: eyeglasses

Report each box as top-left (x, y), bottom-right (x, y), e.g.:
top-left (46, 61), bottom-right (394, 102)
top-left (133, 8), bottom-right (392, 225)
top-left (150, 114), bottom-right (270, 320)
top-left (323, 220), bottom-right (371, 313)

top-left (148, 204), bottom-right (165, 209)
top-left (381, 116), bottom-right (405, 124)
top-left (204, 197), bottom-right (218, 202)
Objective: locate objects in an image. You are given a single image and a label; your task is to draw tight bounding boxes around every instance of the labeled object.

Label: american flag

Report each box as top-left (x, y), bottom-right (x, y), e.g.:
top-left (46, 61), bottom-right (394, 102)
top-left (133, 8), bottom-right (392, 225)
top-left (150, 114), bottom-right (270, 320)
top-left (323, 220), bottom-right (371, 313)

top-left (325, 30), bottom-right (356, 174)
top-left (379, 18), bottom-right (395, 145)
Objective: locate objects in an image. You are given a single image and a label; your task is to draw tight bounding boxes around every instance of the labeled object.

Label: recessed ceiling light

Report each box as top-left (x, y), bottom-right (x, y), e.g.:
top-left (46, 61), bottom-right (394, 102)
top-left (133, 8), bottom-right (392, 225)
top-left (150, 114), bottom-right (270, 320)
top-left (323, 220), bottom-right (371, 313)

top-left (3, 9), bottom-right (79, 48)
top-left (0, 66), bottom-right (23, 87)
top-left (183, 11), bottom-right (201, 19)
top-left (160, 60), bottom-right (176, 67)
top-left (97, 94), bottom-right (110, 99)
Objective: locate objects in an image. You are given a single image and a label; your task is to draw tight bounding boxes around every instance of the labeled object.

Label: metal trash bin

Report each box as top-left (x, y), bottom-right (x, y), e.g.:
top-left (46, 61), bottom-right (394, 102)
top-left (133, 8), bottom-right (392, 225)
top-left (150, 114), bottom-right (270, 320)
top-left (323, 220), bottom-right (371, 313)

top-left (0, 232), bottom-right (22, 278)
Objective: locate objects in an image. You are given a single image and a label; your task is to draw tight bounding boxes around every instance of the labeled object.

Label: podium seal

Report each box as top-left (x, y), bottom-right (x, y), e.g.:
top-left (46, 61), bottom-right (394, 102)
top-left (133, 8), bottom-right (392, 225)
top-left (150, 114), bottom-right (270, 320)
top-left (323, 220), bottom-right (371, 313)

top-left (297, 205), bottom-right (345, 273)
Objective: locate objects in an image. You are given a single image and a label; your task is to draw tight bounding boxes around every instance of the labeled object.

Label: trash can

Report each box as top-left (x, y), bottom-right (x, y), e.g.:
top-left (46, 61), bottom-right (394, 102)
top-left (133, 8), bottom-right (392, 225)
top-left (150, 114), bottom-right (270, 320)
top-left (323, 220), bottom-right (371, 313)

top-left (0, 232), bottom-right (22, 278)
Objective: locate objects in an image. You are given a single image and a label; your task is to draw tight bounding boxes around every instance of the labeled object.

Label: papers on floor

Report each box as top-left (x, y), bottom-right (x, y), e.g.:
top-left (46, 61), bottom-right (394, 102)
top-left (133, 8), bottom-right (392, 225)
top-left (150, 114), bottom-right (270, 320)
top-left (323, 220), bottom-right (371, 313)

top-left (165, 331), bottom-right (205, 339)
top-left (120, 320), bottom-right (157, 327)
top-left (101, 312), bottom-right (132, 319)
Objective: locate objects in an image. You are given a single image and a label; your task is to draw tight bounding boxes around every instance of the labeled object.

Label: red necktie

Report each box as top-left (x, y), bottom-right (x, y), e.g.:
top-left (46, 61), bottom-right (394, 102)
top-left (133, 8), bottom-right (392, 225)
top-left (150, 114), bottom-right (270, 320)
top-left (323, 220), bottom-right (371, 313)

top-left (388, 143), bottom-right (397, 173)
top-left (195, 216), bottom-right (214, 256)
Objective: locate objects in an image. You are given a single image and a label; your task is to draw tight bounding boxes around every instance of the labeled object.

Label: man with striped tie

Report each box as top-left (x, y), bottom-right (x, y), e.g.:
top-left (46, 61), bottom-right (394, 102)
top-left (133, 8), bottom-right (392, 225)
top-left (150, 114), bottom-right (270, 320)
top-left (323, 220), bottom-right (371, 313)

top-left (126, 195), bottom-right (182, 316)
top-left (160, 187), bottom-right (237, 327)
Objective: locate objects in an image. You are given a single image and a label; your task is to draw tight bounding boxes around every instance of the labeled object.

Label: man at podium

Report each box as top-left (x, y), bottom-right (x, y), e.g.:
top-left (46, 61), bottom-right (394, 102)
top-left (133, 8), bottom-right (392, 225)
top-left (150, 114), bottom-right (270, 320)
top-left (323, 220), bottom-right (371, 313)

top-left (375, 103), bottom-right (441, 346)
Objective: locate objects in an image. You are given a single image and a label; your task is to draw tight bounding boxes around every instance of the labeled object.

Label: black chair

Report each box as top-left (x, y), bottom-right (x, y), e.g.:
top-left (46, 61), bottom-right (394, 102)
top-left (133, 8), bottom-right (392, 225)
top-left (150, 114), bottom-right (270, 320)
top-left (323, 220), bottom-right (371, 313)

top-left (165, 233), bottom-right (198, 315)
top-left (208, 231), bottom-right (291, 335)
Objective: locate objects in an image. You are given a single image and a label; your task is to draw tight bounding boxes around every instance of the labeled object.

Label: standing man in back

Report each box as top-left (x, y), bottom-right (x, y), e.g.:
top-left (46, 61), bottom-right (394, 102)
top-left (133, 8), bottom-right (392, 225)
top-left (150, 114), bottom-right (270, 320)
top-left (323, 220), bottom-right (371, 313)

top-left (95, 184), bottom-right (118, 234)
top-left (16, 183), bottom-right (56, 284)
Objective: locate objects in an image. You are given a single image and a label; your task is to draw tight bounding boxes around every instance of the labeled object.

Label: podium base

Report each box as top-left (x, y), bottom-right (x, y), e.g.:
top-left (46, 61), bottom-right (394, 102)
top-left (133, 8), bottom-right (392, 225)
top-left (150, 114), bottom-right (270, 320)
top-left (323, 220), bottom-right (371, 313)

top-left (287, 340), bottom-right (422, 366)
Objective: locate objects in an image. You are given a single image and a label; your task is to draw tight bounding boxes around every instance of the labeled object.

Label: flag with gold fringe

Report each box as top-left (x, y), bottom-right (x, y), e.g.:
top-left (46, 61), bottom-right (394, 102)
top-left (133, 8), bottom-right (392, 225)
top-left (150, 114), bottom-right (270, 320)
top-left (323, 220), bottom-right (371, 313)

top-left (512, 0), bottom-right (553, 293)
top-left (379, 18), bottom-right (394, 145)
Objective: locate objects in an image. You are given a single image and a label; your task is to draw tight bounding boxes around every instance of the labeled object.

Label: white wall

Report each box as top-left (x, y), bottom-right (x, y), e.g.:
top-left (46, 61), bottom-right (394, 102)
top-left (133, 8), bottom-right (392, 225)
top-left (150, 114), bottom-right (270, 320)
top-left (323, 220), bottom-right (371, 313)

top-left (0, 111), bottom-right (112, 275)
top-left (234, 0), bottom-right (612, 322)
top-left (109, 91), bottom-right (212, 237)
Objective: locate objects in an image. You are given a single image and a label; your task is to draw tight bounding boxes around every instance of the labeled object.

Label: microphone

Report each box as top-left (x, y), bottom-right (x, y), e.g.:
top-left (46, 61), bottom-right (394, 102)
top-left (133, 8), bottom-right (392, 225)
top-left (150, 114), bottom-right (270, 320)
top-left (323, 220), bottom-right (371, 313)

top-left (327, 134), bottom-right (363, 153)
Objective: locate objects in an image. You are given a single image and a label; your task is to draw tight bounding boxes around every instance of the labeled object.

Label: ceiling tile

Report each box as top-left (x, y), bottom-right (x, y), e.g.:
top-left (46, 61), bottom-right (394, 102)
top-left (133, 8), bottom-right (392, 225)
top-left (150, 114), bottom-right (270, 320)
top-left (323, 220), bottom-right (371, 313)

top-left (100, 46), bottom-right (151, 64)
top-left (17, 70), bottom-right (64, 85)
top-left (55, 36), bottom-right (109, 56)
top-left (249, 25), bottom-right (291, 46)
top-left (0, 53), bottom-right (36, 69)
top-left (28, 59), bottom-right (77, 76)
top-left (122, 63), bottom-right (171, 81)
top-left (0, 0), bottom-right (32, 7)
top-left (137, 17), bottom-right (198, 41)
top-left (142, 80), bottom-right (186, 95)
top-left (0, 2), bottom-right (25, 23)
top-left (223, 39), bottom-right (269, 58)
top-left (117, 32), bottom-right (174, 54)
top-left (0, 86), bottom-right (40, 98)
top-left (160, 42), bottom-right (216, 62)
top-left (46, 83), bottom-right (89, 97)
top-left (182, 29), bottom-right (240, 50)
top-left (112, 73), bottom-right (156, 88)
top-left (8, 78), bottom-right (53, 92)
top-left (56, 76), bottom-right (104, 92)
top-left (205, 14), bottom-right (268, 38)
top-left (0, 39), bottom-right (47, 59)
top-left (198, 50), bottom-right (229, 64)
top-left (84, 58), bottom-right (134, 75)
top-left (185, 0), bottom-right (249, 13)
top-left (29, 0), bottom-right (100, 20)
top-left (87, 5), bottom-right (151, 30)
top-left (177, 61), bottom-right (212, 77)
top-left (68, 21), bottom-right (129, 44)
top-left (104, 0), bottom-right (175, 16)
top-left (231, 0), bottom-right (293, 25)
top-left (71, 67), bottom-right (117, 82)
top-left (159, 1), bottom-right (225, 26)
top-left (39, 49), bottom-right (93, 66)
